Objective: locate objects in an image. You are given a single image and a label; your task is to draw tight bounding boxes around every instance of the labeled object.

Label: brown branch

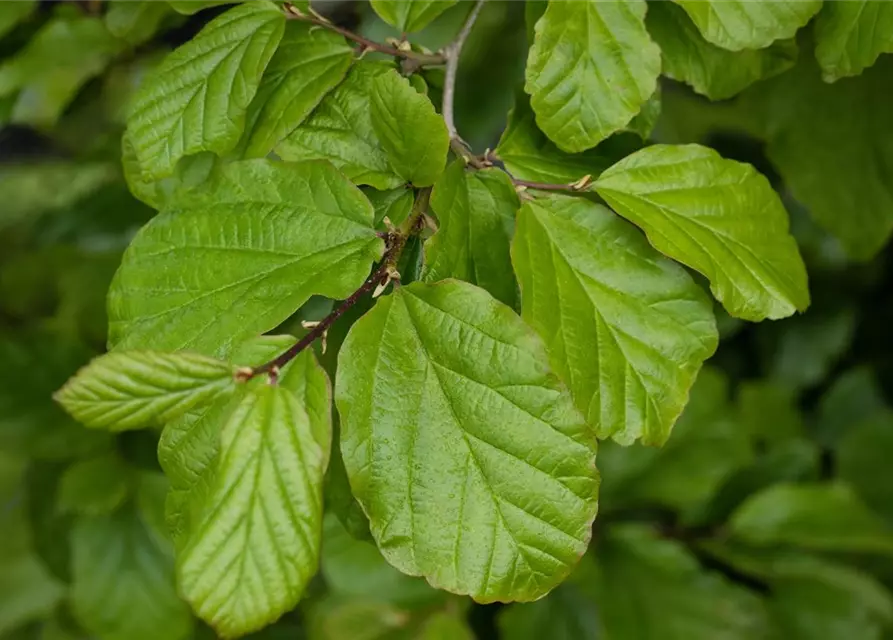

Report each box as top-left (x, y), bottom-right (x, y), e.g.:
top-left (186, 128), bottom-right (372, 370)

top-left (245, 189), bottom-right (431, 381)
top-left (283, 3), bottom-right (446, 66)
top-left (513, 177), bottom-right (593, 193)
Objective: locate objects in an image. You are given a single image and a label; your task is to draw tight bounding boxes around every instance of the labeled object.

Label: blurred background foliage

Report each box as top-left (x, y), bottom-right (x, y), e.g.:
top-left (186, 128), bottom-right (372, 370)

top-left (2, 1), bottom-right (893, 639)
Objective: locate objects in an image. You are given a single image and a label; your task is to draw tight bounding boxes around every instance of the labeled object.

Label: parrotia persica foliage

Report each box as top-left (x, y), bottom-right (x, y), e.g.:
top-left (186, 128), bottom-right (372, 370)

top-left (1, 0), bottom-right (891, 638)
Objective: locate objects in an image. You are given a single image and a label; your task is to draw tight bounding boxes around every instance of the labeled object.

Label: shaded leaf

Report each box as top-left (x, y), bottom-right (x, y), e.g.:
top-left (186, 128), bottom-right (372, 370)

top-left (513, 194), bottom-right (717, 445)
top-left (105, 1), bottom-right (172, 46)
top-left (336, 279), bottom-right (599, 602)
top-left (57, 453), bottom-right (130, 515)
top-left (525, 0), bottom-right (660, 152)
top-left (815, 0), bottom-right (893, 81)
top-left (423, 161), bottom-right (519, 307)
top-left (595, 144), bottom-right (809, 321)
top-left (0, 0), bottom-right (35, 39)
top-left (370, 0), bottom-right (458, 33)
top-left (838, 413), bottom-right (893, 522)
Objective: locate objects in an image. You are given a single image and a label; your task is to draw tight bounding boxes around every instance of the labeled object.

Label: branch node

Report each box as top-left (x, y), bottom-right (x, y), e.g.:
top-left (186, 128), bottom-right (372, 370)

top-left (234, 367), bottom-right (254, 383)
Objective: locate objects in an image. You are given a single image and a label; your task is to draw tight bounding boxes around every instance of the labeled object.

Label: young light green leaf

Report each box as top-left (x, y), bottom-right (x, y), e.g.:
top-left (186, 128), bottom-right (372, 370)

top-left (595, 144), bottom-right (809, 321)
top-left (108, 159), bottom-right (384, 357)
top-left (513, 195), bottom-right (717, 445)
top-left (729, 483), bottom-right (893, 556)
top-left (57, 453), bottom-right (130, 515)
top-left (647, 1), bottom-right (798, 101)
top-left (672, 0), bottom-right (822, 51)
top-left (370, 0), bottom-right (457, 33)
top-left (525, 0), bottom-right (660, 153)
top-left (370, 68), bottom-right (449, 187)
top-left (54, 351), bottom-right (234, 431)
top-left (278, 60), bottom-right (403, 190)
top-left (0, 0), bottom-right (35, 39)
top-left (71, 505), bottom-right (193, 640)
top-left (105, 1), bottom-right (172, 46)
top-left (0, 15), bottom-right (122, 128)
top-left (423, 161), bottom-right (519, 307)
top-left (240, 21), bottom-right (354, 159)
top-left (127, 1), bottom-right (285, 179)
top-left (178, 384), bottom-right (328, 637)
top-left (815, 1), bottom-right (893, 82)
top-left (495, 91), bottom-right (641, 185)
top-left (336, 280), bottom-right (599, 602)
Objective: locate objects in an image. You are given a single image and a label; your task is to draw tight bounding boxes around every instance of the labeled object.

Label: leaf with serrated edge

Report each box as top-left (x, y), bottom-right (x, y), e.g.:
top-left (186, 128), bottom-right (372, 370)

top-left (512, 194), bottom-right (717, 445)
top-left (525, 0), bottom-right (660, 153)
top-left (370, 68), bottom-right (449, 188)
top-left (815, 1), bottom-right (893, 82)
top-left (240, 20), bottom-right (353, 159)
top-left (672, 0), bottom-right (821, 51)
top-left (370, 0), bottom-right (458, 33)
top-left (647, 1), bottom-right (798, 101)
top-left (54, 351), bottom-right (234, 431)
top-left (278, 60), bottom-right (403, 190)
top-left (178, 384), bottom-right (327, 637)
top-left (108, 159), bottom-right (384, 357)
top-left (595, 144), bottom-right (809, 322)
top-left (336, 279), bottom-right (599, 602)
top-left (127, 1), bottom-right (284, 179)
top-left (423, 160), bottom-right (519, 307)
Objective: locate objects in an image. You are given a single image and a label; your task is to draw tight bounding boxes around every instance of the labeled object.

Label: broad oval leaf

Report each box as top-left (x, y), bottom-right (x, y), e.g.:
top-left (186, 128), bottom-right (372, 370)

top-left (108, 159), bottom-right (384, 357)
top-left (423, 160), bottom-right (520, 307)
top-left (672, 0), bottom-right (822, 51)
top-left (815, 1), bottom-right (893, 82)
top-left (54, 351), bottom-right (233, 431)
top-left (594, 144), bottom-right (809, 321)
top-left (525, 0), bottom-right (660, 153)
top-left (278, 60), bottom-right (403, 190)
top-left (370, 0), bottom-right (458, 33)
top-left (512, 194), bottom-right (717, 445)
top-left (370, 68), bottom-right (449, 187)
top-left (335, 279), bottom-right (599, 602)
top-left (647, 1), bottom-right (798, 101)
top-left (178, 383), bottom-right (328, 637)
top-left (71, 504), bottom-right (193, 640)
top-left (239, 20), bottom-right (354, 159)
top-left (127, 1), bottom-right (285, 179)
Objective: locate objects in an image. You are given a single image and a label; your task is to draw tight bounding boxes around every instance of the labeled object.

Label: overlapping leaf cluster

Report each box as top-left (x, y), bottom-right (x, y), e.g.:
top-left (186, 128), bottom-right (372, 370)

top-left (2, 0), bottom-right (893, 639)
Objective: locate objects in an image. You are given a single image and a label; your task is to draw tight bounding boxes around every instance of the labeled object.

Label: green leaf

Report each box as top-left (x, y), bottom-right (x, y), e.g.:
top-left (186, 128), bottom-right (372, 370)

top-left (240, 21), bottom-right (353, 159)
top-left (127, 1), bottom-right (285, 179)
top-left (672, 0), bottom-right (822, 51)
top-left (321, 515), bottom-right (440, 606)
top-left (767, 308), bottom-right (855, 390)
top-left (57, 453), bottom-right (130, 515)
top-left (584, 524), bottom-right (769, 639)
top-left (513, 194), bottom-right (717, 445)
top-left (108, 159), bottom-right (384, 357)
top-left (71, 505), bottom-right (193, 640)
top-left (596, 368), bottom-right (752, 515)
top-left (336, 279), bottom-right (599, 602)
top-left (816, 367), bottom-right (887, 447)
top-left (737, 381), bottom-right (803, 445)
top-left (370, 0), bottom-right (458, 33)
top-left (54, 351), bottom-right (234, 431)
top-left (0, 15), bottom-right (121, 128)
top-left (498, 585), bottom-right (600, 640)
top-left (525, 0), bottom-right (660, 152)
top-left (370, 68), bottom-right (449, 187)
top-left (495, 91), bottom-right (641, 185)
top-left (815, 1), bottom-right (893, 81)
top-left (366, 187), bottom-right (414, 230)
top-left (646, 1), bottom-right (798, 101)
top-left (178, 384), bottom-right (328, 637)
top-left (423, 161), bottom-right (519, 307)
top-left (729, 483), bottom-right (893, 556)
top-left (595, 143), bottom-right (809, 321)
top-left (0, 0), bottom-right (35, 39)
top-left (105, 1), bottom-right (172, 46)
top-left (744, 54), bottom-right (893, 260)
top-left (838, 413), bottom-right (893, 522)
top-left (278, 60), bottom-right (403, 190)
top-left (168, 0), bottom-right (241, 14)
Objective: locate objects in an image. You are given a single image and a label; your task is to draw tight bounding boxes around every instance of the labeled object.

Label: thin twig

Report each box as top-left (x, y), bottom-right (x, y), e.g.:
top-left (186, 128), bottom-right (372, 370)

top-left (245, 189), bottom-right (432, 381)
top-left (283, 3), bottom-right (446, 66)
top-left (442, 0), bottom-right (486, 142)
top-left (512, 178), bottom-right (591, 192)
